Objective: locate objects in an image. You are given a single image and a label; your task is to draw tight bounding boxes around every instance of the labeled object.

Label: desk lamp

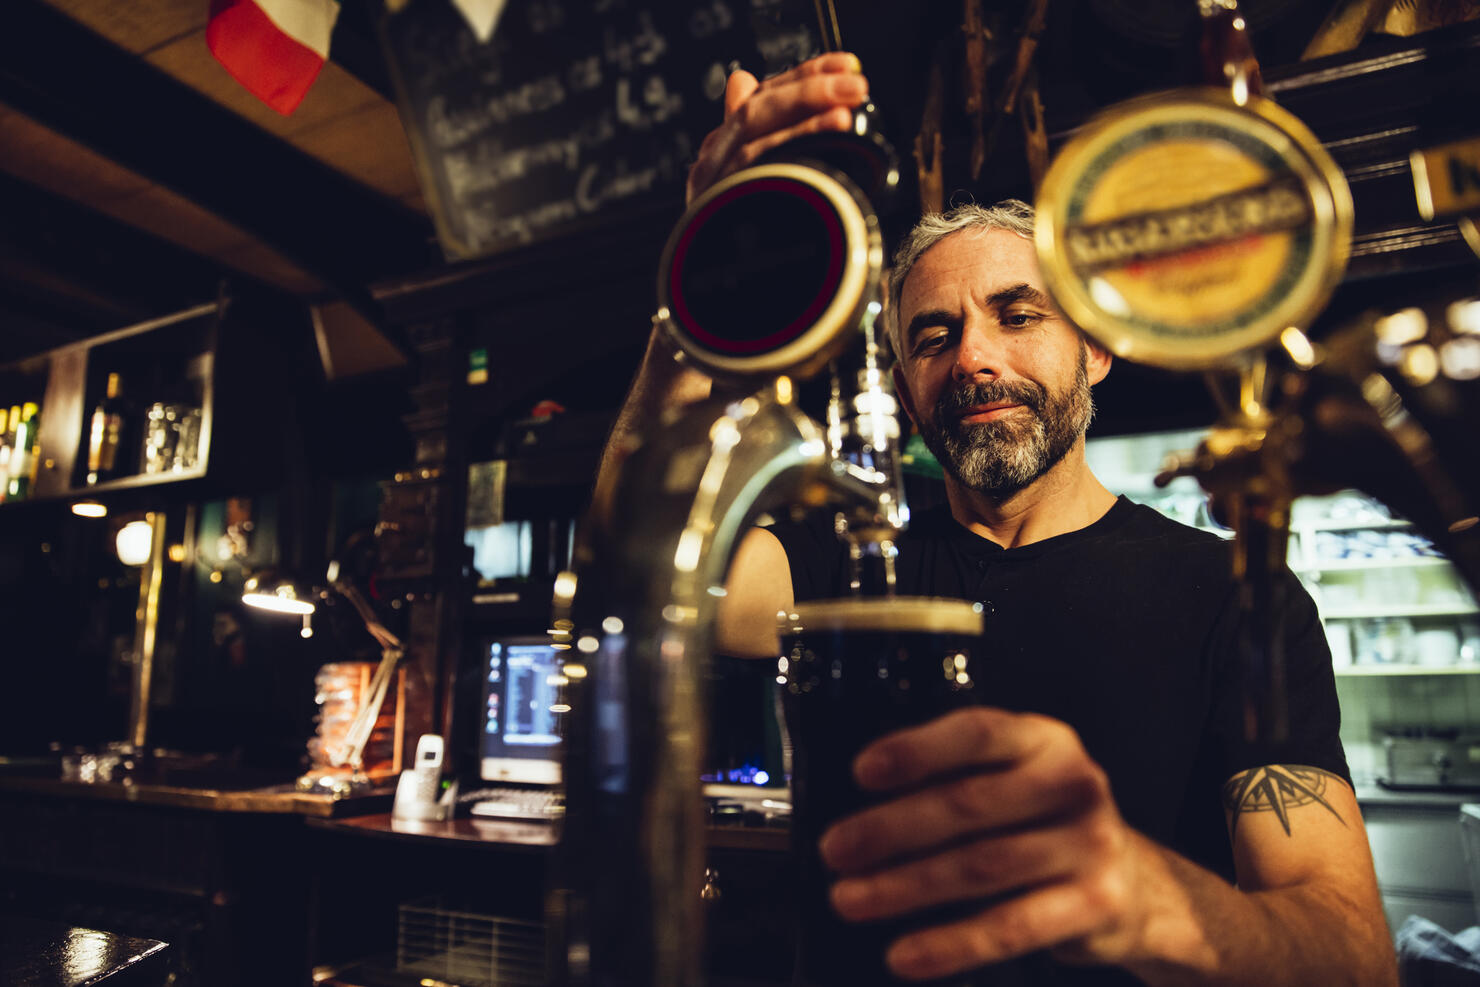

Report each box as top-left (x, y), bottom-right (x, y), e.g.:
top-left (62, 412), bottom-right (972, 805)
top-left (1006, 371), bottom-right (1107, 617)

top-left (242, 563), bottom-right (406, 794)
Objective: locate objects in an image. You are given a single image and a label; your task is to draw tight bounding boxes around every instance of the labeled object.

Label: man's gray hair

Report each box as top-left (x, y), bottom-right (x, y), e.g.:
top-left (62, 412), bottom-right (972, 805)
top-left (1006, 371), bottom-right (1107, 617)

top-left (884, 199), bottom-right (1036, 359)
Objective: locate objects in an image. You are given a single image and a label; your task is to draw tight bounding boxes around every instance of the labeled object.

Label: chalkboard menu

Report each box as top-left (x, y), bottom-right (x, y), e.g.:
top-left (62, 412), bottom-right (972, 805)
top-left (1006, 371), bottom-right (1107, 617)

top-left (380, 0), bottom-right (821, 261)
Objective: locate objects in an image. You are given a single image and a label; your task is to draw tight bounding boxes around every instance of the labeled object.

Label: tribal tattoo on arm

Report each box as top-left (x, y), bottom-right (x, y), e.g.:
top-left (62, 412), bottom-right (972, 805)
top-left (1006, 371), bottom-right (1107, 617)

top-left (1222, 764), bottom-right (1348, 838)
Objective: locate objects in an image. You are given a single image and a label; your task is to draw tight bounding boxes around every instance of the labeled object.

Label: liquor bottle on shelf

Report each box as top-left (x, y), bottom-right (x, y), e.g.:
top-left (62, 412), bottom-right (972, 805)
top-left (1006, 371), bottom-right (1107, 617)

top-left (0, 406), bottom-right (10, 503)
top-left (7, 402), bottom-right (40, 500)
top-left (2, 404), bottom-right (17, 469)
top-left (86, 373), bottom-right (130, 485)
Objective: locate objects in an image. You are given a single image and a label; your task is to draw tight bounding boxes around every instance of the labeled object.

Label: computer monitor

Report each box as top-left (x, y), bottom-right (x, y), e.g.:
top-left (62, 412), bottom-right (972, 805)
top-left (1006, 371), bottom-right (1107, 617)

top-left (464, 461), bottom-right (579, 593)
top-left (466, 519), bottom-right (534, 584)
top-left (479, 636), bottom-right (567, 785)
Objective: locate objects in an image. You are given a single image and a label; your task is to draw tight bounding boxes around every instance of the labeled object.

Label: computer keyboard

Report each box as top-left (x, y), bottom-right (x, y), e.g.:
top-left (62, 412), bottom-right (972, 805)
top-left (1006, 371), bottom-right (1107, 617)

top-left (459, 786), bottom-right (564, 822)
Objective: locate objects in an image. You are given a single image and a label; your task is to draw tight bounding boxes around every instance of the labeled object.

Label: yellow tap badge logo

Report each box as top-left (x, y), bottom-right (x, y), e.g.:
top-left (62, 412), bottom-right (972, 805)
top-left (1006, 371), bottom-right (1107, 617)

top-left (1036, 90), bottom-right (1352, 370)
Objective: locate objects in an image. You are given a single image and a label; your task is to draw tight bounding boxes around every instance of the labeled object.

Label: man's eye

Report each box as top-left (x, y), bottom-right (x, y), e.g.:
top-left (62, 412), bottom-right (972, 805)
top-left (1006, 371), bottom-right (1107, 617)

top-left (912, 333), bottom-right (948, 355)
top-left (1003, 311), bottom-right (1042, 328)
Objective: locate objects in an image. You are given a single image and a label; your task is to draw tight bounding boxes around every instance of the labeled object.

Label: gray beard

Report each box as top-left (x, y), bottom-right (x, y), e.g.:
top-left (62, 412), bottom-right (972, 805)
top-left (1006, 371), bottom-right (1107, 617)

top-left (917, 347), bottom-right (1094, 497)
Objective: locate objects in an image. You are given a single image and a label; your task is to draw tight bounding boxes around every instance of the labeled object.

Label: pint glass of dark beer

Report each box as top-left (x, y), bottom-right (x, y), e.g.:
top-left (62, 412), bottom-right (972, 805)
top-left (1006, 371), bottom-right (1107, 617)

top-left (780, 596), bottom-right (986, 987)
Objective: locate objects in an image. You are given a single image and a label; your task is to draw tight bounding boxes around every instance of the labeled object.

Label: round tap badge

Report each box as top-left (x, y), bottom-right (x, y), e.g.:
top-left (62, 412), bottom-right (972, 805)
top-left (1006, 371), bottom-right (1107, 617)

top-left (658, 162), bottom-right (880, 381)
top-left (1036, 90), bottom-right (1352, 370)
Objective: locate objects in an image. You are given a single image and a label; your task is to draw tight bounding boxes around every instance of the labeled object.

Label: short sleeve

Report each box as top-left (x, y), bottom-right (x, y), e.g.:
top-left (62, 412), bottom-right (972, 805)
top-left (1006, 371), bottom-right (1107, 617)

top-left (1206, 568), bottom-right (1351, 787)
top-left (762, 509), bottom-right (849, 603)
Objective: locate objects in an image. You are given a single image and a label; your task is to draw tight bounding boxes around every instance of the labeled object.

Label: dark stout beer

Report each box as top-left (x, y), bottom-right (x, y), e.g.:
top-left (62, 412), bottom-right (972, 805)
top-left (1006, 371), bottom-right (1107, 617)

top-left (781, 596), bottom-right (986, 987)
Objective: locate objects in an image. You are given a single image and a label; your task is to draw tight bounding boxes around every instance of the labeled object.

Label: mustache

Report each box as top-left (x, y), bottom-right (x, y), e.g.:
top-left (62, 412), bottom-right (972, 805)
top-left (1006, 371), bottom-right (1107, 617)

top-left (936, 378), bottom-right (1046, 419)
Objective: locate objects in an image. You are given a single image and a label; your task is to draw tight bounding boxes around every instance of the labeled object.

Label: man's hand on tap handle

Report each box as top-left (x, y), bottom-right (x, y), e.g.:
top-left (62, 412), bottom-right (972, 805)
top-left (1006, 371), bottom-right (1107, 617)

top-left (818, 707), bottom-right (1169, 979)
top-left (686, 52), bottom-right (869, 204)
top-left (595, 56), bottom-right (867, 513)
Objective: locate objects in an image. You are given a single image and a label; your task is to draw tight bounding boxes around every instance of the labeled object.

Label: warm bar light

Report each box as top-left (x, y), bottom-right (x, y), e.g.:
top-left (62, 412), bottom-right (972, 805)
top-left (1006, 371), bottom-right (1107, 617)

top-left (115, 520), bottom-right (154, 566)
top-left (72, 502), bottom-right (107, 518)
top-left (241, 572), bottom-right (316, 615)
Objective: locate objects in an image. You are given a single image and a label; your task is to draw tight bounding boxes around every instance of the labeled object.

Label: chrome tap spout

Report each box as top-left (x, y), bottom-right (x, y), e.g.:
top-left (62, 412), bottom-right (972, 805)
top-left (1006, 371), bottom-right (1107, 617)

top-left (550, 376), bottom-right (904, 987)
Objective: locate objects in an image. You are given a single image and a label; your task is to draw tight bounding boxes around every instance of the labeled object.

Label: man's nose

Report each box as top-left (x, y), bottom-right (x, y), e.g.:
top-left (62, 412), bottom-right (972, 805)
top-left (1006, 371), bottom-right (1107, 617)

top-left (951, 322), bottom-right (1004, 382)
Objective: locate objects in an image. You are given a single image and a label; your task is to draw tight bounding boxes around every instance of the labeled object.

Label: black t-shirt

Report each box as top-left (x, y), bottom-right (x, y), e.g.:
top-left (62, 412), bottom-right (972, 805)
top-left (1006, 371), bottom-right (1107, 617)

top-left (768, 497), bottom-right (1350, 984)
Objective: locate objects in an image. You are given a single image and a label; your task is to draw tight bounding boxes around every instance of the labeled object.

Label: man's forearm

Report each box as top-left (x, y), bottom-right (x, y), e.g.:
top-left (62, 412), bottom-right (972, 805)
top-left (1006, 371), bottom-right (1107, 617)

top-left (1118, 834), bottom-right (1396, 987)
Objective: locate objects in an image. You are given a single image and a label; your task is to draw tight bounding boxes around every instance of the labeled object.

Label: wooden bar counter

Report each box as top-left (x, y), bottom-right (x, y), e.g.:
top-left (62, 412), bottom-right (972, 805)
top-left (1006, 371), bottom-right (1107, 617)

top-left (0, 769), bottom-right (796, 986)
top-left (0, 767), bottom-right (391, 987)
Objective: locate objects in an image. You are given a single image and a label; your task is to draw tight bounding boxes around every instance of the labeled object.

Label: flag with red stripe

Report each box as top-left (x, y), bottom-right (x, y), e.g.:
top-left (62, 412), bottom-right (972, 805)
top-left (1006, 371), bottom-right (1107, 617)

top-left (206, 0), bottom-right (341, 116)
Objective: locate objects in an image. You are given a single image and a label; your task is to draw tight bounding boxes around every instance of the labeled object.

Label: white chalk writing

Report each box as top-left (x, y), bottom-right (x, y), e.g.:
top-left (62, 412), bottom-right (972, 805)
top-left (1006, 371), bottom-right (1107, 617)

top-left (616, 74), bottom-right (683, 130)
top-left (525, 0), bottom-right (564, 34)
top-left (443, 111), bottom-right (618, 199)
top-left (472, 130), bottom-right (691, 248)
top-left (688, 1), bottom-right (734, 39)
top-left (576, 158), bottom-right (659, 211)
top-left (568, 54), bottom-right (603, 93)
top-left (482, 73), bottom-right (567, 126)
top-left (703, 61), bottom-right (728, 101)
top-left (603, 11), bottom-right (667, 72)
top-left (755, 25), bottom-right (816, 69)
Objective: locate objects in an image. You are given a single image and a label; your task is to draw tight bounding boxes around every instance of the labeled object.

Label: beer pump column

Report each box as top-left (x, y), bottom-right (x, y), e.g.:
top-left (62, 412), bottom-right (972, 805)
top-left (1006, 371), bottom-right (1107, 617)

top-left (549, 101), bottom-right (903, 986)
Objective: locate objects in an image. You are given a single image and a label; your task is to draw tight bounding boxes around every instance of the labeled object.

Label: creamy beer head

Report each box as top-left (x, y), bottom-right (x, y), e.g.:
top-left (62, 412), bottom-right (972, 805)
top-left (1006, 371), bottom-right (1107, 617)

top-left (780, 596), bottom-right (984, 635)
top-left (1035, 89), bottom-right (1353, 370)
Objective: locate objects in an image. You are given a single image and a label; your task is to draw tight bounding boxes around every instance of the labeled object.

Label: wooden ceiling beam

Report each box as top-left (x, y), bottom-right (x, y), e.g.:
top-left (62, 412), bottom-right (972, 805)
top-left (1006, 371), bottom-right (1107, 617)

top-left (1, 0), bottom-right (437, 300)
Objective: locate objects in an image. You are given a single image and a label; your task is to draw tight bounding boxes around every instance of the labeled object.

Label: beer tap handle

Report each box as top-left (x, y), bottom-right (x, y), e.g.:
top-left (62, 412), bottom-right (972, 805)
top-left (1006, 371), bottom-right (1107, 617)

top-left (811, 0), bottom-right (842, 53)
top-left (1020, 79), bottom-right (1050, 194)
top-left (1303, 0), bottom-right (1400, 60)
top-left (1228, 490), bottom-right (1293, 744)
top-left (999, 0), bottom-right (1050, 117)
top-left (1166, 452), bottom-right (1294, 745)
top-left (1156, 354), bottom-right (1298, 743)
top-left (915, 51), bottom-right (947, 214)
top-left (963, 0), bottom-right (990, 181)
top-left (1197, 0), bottom-right (1264, 103)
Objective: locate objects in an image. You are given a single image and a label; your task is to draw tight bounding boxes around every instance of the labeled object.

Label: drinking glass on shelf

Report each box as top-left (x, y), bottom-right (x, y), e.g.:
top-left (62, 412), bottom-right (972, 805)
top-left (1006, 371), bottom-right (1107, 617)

top-left (141, 402), bottom-right (202, 474)
top-left (1354, 617), bottom-right (1414, 665)
top-left (173, 406), bottom-right (202, 471)
top-left (1326, 623), bottom-right (1354, 668)
top-left (1459, 621), bottom-right (1480, 664)
top-left (142, 403), bottom-right (177, 474)
top-left (1414, 627), bottom-right (1461, 667)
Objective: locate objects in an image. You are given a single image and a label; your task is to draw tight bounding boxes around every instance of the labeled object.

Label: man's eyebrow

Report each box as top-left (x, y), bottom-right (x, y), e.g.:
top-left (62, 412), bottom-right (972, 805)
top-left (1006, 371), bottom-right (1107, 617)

top-left (985, 283), bottom-right (1054, 309)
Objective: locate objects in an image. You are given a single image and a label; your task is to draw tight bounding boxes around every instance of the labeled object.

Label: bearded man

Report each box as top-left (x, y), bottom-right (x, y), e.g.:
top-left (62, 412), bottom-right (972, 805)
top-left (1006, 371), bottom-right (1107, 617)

top-left (596, 53), bottom-right (1396, 986)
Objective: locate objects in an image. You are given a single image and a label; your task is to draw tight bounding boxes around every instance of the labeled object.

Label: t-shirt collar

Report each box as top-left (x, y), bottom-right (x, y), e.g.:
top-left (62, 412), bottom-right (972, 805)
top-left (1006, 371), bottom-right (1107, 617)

top-left (935, 495), bottom-right (1137, 562)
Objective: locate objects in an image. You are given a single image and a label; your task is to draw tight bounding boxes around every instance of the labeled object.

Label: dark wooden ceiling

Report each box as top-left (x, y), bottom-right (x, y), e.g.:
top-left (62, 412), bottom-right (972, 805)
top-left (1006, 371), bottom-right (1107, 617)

top-left (0, 0), bottom-right (438, 363)
top-left (2, 0), bottom-right (1477, 370)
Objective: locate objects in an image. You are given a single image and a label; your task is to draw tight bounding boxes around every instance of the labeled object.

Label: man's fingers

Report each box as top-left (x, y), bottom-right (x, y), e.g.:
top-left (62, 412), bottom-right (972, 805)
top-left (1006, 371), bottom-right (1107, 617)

top-left (731, 72), bottom-right (867, 142)
top-left (687, 73), bottom-right (863, 202)
top-left (723, 69), bottom-right (759, 116)
top-left (884, 876), bottom-right (1128, 980)
top-left (724, 107), bottom-right (854, 173)
top-left (820, 737), bottom-right (1109, 873)
top-left (687, 58), bottom-right (866, 204)
top-left (853, 708), bottom-right (1065, 792)
top-left (751, 51), bottom-right (863, 95)
top-left (686, 128), bottom-right (735, 203)
top-left (830, 821), bottom-right (1102, 921)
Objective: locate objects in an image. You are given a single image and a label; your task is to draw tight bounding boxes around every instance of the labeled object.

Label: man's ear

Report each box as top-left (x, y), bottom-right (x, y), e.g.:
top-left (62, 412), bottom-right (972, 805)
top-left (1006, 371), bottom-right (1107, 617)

top-left (892, 363), bottom-right (921, 429)
top-left (1085, 337), bottom-right (1113, 386)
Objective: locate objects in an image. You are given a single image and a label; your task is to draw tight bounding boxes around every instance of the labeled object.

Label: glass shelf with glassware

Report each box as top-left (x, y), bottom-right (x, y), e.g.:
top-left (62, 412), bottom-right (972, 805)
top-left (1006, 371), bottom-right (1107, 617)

top-left (1084, 432), bottom-right (1480, 677)
top-left (0, 302), bottom-right (221, 506)
top-left (1322, 610), bottom-right (1480, 675)
top-left (1334, 665), bottom-right (1480, 677)
top-left (1290, 514), bottom-right (1447, 575)
top-left (1322, 605), bottom-right (1480, 619)
top-left (1290, 492), bottom-right (1480, 674)
top-left (1298, 556), bottom-right (1452, 573)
